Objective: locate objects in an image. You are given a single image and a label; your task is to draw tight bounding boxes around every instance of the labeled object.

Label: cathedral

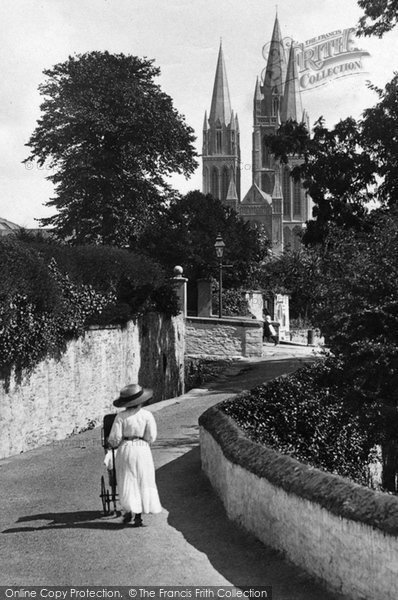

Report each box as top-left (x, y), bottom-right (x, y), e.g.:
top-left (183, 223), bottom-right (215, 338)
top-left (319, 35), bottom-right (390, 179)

top-left (202, 15), bottom-right (312, 253)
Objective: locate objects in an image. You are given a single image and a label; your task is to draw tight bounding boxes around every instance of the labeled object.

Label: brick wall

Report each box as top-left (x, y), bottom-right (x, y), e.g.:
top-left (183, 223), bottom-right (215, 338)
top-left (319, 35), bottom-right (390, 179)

top-left (200, 410), bottom-right (398, 600)
top-left (186, 316), bottom-right (263, 358)
top-left (0, 313), bottom-right (184, 459)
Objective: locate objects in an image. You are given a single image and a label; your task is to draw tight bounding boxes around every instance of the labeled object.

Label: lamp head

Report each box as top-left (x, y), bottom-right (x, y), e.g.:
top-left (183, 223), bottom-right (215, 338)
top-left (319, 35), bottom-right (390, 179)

top-left (214, 233), bottom-right (225, 259)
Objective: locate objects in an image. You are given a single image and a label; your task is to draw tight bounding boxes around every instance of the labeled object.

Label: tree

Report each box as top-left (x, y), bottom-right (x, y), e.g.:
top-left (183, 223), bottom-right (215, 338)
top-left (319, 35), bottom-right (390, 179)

top-left (311, 211), bottom-right (398, 490)
top-left (257, 247), bottom-right (322, 323)
top-left (24, 52), bottom-right (197, 246)
top-left (139, 190), bottom-right (270, 288)
top-left (361, 75), bottom-right (398, 205)
top-left (265, 74), bottom-right (398, 244)
top-left (357, 0), bottom-right (398, 37)
top-left (265, 117), bottom-right (376, 244)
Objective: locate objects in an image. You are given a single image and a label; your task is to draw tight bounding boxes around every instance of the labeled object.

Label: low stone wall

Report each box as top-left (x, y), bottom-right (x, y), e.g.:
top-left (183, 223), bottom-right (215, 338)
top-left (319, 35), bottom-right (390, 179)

top-left (0, 313), bottom-right (184, 459)
top-left (186, 316), bottom-right (263, 358)
top-left (281, 328), bottom-right (324, 345)
top-left (199, 406), bottom-right (398, 600)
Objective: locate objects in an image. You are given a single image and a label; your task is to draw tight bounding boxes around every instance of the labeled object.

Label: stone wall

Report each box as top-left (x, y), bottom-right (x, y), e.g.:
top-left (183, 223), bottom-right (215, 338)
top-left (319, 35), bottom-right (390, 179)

top-left (199, 406), bottom-right (398, 600)
top-left (284, 328), bottom-right (325, 345)
top-left (186, 316), bottom-right (263, 358)
top-left (0, 313), bottom-right (184, 459)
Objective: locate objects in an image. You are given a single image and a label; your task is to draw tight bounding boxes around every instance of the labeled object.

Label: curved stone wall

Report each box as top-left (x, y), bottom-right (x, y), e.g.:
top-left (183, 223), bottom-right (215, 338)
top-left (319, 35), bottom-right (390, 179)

top-left (199, 406), bottom-right (398, 600)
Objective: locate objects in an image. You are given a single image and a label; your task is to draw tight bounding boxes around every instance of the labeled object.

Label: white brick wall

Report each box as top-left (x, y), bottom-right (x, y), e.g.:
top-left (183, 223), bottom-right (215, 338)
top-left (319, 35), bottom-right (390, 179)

top-left (186, 317), bottom-right (263, 358)
top-left (200, 427), bottom-right (398, 600)
top-left (0, 314), bottom-right (184, 458)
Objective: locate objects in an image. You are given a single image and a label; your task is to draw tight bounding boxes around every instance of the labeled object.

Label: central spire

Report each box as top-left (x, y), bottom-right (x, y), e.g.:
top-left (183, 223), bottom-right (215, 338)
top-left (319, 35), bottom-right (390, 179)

top-left (209, 42), bottom-right (232, 126)
top-left (263, 15), bottom-right (286, 98)
top-left (280, 43), bottom-right (303, 122)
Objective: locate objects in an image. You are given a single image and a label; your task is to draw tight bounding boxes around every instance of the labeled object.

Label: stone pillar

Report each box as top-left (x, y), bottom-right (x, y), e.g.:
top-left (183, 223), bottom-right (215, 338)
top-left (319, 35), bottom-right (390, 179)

top-left (171, 266), bottom-right (188, 318)
top-left (197, 279), bottom-right (212, 317)
top-left (244, 290), bottom-right (264, 320)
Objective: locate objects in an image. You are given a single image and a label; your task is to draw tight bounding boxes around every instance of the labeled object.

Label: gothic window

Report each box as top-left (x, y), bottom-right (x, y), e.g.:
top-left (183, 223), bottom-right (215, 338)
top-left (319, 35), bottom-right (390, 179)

top-left (211, 167), bottom-right (219, 199)
top-left (282, 166), bottom-right (291, 217)
top-left (216, 127), bottom-right (222, 153)
top-left (273, 97), bottom-right (279, 116)
top-left (293, 226), bottom-right (302, 251)
top-left (284, 227), bottom-right (292, 251)
top-left (203, 167), bottom-right (209, 194)
top-left (293, 180), bottom-right (302, 217)
top-left (262, 139), bottom-right (269, 167)
top-left (261, 173), bottom-right (272, 194)
top-left (222, 167), bottom-right (229, 201)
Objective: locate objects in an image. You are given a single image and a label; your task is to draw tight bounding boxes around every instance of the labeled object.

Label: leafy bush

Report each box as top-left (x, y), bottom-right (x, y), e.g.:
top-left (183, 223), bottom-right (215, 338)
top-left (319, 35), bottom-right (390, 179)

top-left (221, 359), bottom-right (377, 485)
top-left (0, 238), bottom-right (178, 380)
top-left (211, 282), bottom-right (252, 317)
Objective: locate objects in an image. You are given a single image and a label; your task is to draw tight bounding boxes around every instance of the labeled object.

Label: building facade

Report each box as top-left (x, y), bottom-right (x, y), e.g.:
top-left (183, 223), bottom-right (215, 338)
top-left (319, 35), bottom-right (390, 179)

top-left (202, 16), bottom-right (312, 253)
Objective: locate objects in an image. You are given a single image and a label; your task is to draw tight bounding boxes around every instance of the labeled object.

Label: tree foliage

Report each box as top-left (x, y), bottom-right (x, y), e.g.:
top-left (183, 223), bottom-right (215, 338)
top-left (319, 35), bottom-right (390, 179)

top-left (24, 51), bottom-right (197, 246)
top-left (265, 74), bottom-right (398, 244)
top-left (265, 117), bottom-right (376, 244)
top-left (312, 210), bottom-right (398, 403)
top-left (139, 190), bottom-right (270, 288)
top-left (222, 359), bottom-right (377, 485)
top-left (0, 238), bottom-right (178, 382)
top-left (257, 247), bottom-right (322, 321)
top-left (310, 209), bottom-right (398, 489)
top-left (357, 0), bottom-right (398, 37)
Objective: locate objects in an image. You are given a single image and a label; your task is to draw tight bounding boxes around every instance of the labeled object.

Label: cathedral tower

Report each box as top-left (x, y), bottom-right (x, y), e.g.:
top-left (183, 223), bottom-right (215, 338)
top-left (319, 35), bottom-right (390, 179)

top-left (202, 43), bottom-right (241, 204)
top-left (252, 14), bottom-right (286, 195)
top-left (250, 16), bottom-right (312, 251)
top-left (202, 14), bottom-right (312, 253)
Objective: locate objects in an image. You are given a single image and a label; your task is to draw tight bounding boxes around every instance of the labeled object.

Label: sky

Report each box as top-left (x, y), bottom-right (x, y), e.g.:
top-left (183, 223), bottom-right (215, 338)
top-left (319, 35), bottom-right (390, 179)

top-left (1, 0), bottom-right (397, 228)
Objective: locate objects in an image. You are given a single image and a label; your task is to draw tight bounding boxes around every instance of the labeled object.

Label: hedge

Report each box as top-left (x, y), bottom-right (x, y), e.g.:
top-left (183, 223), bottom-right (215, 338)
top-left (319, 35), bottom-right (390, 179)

top-left (220, 359), bottom-right (379, 486)
top-left (199, 406), bottom-right (398, 536)
top-left (0, 238), bottom-right (178, 381)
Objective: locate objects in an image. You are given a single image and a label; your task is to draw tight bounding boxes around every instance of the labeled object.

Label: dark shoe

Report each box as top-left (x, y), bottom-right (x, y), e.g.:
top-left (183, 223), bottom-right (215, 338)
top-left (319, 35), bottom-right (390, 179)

top-left (122, 511), bottom-right (132, 524)
top-left (132, 514), bottom-right (143, 527)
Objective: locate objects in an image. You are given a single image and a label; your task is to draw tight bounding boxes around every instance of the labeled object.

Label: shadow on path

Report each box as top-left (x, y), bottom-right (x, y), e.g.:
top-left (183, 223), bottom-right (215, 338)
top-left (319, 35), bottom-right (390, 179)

top-left (2, 510), bottom-right (124, 533)
top-left (155, 447), bottom-right (339, 598)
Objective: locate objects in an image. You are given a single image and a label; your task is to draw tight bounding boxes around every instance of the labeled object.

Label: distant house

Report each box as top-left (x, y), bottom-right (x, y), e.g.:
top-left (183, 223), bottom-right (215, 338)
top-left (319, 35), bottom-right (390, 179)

top-left (0, 218), bottom-right (21, 237)
top-left (0, 218), bottom-right (51, 239)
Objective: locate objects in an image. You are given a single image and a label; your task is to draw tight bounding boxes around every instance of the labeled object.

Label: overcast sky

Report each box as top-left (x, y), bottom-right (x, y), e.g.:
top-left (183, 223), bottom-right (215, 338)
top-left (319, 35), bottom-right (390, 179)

top-left (1, 0), bottom-right (397, 227)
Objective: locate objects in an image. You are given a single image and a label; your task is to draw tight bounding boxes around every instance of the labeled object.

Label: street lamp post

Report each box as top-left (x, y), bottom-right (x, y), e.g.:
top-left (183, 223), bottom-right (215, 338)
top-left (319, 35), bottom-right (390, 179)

top-left (214, 233), bottom-right (226, 319)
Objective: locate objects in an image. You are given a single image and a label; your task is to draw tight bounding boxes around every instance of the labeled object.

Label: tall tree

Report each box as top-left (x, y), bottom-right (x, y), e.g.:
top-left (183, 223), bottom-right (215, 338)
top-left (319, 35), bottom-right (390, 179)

top-left (312, 211), bottom-right (398, 490)
top-left (24, 52), bottom-right (197, 246)
top-left (139, 191), bottom-right (270, 288)
top-left (265, 74), bottom-right (398, 244)
top-left (265, 117), bottom-right (376, 244)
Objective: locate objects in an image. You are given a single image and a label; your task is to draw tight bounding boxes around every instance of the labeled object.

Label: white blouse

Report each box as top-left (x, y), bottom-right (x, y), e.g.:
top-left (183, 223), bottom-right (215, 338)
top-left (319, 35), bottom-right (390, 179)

top-left (108, 407), bottom-right (157, 447)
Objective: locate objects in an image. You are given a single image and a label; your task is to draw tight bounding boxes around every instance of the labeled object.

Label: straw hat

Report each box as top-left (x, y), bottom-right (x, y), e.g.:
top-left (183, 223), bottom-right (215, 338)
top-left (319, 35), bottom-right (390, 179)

top-left (113, 383), bottom-right (153, 408)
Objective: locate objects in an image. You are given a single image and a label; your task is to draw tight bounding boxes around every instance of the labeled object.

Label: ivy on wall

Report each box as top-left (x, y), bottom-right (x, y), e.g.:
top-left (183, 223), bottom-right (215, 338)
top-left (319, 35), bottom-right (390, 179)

top-left (0, 238), bottom-right (178, 384)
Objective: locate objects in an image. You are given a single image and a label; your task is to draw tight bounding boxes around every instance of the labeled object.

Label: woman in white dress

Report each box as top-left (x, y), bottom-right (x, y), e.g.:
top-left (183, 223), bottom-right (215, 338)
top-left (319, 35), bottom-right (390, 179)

top-left (108, 383), bottom-right (162, 526)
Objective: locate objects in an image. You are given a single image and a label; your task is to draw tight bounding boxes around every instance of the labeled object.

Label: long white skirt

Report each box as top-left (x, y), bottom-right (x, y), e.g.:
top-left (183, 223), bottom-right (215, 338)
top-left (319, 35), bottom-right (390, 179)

top-left (115, 441), bottom-right (162, 514)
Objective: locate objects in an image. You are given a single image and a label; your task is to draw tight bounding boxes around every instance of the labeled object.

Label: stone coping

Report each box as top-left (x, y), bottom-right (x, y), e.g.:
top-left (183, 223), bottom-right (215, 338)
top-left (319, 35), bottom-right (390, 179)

top-left (199, 405), bottom-right (398, 537)
top-left (186, 316), bottom-right (263, 328)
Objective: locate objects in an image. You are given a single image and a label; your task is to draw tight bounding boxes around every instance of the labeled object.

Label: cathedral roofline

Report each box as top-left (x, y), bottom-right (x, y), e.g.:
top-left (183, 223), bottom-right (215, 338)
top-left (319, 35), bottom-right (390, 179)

top-left (241, 183), bottom-right (272, 207)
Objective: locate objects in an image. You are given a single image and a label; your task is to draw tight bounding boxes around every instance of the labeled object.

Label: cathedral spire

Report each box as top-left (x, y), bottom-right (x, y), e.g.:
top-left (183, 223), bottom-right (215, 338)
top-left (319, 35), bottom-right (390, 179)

top-left (280, 43), bottom-right (303, 123)
top-left (209, 42), bottom-right (232, 126)
top-left (254, 76), bottom-right (262, 102)
top-left (263, 14), bottom-right (287, 117)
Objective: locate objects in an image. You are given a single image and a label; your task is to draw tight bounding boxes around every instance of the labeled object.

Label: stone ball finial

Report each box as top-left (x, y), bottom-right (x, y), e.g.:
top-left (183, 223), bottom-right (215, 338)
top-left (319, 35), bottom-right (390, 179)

top-left (173, 265), bottom-right (183, 276)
